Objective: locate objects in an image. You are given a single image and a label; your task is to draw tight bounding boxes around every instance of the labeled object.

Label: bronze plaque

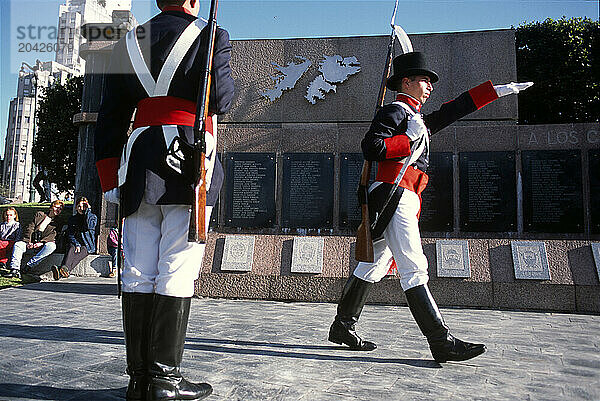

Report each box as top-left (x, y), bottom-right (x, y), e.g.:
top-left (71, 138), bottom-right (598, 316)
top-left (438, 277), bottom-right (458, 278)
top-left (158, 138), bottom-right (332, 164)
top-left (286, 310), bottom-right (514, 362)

top-left (522, 150), bottom-right (583, 233)
top-left (282, 153), bottom-right (334, 229)
top-left (459, 151), bottom-right (516, 232)
top-left (224, 153), bottom-right (276, 228)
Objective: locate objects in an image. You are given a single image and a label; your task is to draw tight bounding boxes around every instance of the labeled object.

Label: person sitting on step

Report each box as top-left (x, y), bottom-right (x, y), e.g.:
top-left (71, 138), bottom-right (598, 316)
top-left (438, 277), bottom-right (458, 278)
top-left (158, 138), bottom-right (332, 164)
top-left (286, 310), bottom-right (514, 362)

top-left (52, 197), bottom-right (98, 280)
top-left (0, 207), bottom-right (22, 274)
top-left (5, 201), bottom-right (64, 278)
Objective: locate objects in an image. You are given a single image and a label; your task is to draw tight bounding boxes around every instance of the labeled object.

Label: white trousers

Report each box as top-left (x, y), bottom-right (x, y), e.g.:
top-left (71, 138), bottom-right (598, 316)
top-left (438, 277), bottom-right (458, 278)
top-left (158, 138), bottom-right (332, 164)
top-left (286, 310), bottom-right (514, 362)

top-left (121, 198), bottom-right (213, 298)
top-left (353, 189), bottom-right (429, 291)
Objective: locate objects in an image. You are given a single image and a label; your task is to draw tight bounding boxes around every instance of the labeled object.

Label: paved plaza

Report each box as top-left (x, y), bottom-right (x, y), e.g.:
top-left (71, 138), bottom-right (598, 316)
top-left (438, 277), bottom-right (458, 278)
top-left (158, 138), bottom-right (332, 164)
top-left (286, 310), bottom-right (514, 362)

top-left (0, 277), bottom-right (599, 400)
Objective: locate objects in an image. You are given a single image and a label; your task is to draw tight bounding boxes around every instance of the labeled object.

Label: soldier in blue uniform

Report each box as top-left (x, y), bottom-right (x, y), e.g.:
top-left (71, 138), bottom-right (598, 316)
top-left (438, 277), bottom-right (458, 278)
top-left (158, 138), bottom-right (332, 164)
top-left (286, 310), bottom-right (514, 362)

top-left (94, 0), bottom-right (234, 399)
top-left (328, 51), bottom-right (532, 363)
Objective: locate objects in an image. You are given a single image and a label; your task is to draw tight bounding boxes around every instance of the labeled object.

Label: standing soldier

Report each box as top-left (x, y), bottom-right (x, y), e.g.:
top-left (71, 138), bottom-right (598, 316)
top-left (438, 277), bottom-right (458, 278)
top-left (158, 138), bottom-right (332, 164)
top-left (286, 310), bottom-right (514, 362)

top-left (94, 0), bottom-right (234, 400)
top-left (328, 51), bottom-right (532, 362)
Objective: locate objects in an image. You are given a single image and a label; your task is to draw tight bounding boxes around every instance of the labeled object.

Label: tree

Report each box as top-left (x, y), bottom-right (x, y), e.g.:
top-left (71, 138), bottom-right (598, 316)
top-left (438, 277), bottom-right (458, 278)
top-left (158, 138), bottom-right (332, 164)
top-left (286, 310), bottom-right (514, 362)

top-left (516, 17), bottom-right (599, 124)
top-left (33, 76), bottom-right (83, 192)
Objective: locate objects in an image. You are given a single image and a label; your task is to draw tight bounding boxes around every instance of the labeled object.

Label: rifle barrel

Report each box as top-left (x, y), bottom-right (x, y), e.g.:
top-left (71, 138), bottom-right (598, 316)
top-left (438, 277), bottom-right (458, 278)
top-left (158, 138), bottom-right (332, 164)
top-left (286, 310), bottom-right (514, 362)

top-left (189, 0), bottom-right (219, 243)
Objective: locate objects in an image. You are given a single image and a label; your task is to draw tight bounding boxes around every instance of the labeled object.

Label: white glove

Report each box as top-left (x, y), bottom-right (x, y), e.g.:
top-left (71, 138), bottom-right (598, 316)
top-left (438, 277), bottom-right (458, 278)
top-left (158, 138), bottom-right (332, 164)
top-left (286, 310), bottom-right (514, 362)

top-left (104, 188), bottom-right (120, 204)
top-left (494, 82), bottom-right (534, 97)
top-left (405, 113), bottom-right (428, 141)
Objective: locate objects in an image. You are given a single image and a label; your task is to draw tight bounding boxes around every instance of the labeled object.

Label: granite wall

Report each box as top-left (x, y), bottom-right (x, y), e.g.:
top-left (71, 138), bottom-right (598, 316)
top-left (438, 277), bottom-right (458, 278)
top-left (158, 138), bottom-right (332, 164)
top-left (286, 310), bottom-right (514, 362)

top-left (76, 25), bottom-right (600, 313)
top-left (200, 121), bottom-right (600, 313)
top-left (198, 31), bottom-right (600, 313)
top-left (197, 235), bottom-right (600, 313)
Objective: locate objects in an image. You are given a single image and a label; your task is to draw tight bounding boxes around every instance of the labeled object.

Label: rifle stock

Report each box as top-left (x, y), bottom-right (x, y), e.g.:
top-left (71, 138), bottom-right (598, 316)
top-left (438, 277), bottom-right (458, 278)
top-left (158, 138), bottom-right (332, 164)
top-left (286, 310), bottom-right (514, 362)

top-left (189, 151), bottom-right (207, 242)
top-left (355, 160), bottom-right (373, 262)
top-left (189, 0), bottom-right (219, 243)
top-left (354, 29), bottom-right (396, 263)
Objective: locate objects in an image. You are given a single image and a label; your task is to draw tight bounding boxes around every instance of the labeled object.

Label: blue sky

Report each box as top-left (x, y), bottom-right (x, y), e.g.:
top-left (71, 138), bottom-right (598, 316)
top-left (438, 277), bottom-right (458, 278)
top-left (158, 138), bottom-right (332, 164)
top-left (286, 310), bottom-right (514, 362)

top-left (0, 0), bottom-right (598, 155)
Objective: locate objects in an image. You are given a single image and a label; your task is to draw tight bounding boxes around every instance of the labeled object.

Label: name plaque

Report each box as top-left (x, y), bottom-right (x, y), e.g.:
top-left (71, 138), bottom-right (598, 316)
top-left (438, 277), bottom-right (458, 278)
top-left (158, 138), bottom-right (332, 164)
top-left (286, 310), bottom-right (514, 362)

top-left (522, 150), bottom-right (583, 233)
top-left (224, 153), bottom-right (276, 228)
top-left (590, 149), bottom-right (600, 234)
top-left (339, 153), bottom-right (377, 229)
top-left (436, 240), bottom-right (471, 278)
top-left (459, 151), bottom-right (516, 232)
top-left (511, 241), bottom-right (551, 280)
top-left (291, 237), bottom-right (324, 274)
top-left (282, 153), bottom-right (334, 229)
top-left (221, 235), bottom-right (255, 272)
top-left (421, 152), bottom-right (453, 232)
top-left (592, 243), bottom-right (600, 282)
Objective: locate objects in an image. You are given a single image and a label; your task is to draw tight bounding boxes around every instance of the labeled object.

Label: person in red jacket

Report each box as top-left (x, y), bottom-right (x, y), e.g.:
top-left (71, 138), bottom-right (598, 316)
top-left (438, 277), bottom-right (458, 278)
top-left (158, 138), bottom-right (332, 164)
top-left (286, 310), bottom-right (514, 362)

top-left (328, 51), bottom-right (532, 363)
top-left (94, 0), bottom-right (234, 399)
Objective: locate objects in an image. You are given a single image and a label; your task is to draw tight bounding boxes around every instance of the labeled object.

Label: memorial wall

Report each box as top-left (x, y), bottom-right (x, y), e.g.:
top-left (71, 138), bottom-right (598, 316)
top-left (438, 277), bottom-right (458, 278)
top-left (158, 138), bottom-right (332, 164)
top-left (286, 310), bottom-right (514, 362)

top-left (197, 30), bottom-right (600, 313)
top-left (78, 25), bottom-right (600, 313)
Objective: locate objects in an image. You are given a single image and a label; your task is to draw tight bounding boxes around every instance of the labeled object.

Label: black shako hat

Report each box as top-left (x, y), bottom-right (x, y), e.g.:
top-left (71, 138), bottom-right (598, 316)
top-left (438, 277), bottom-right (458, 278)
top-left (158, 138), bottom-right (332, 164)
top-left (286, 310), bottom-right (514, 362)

top-left (386, 51), bottom-right (439, 91)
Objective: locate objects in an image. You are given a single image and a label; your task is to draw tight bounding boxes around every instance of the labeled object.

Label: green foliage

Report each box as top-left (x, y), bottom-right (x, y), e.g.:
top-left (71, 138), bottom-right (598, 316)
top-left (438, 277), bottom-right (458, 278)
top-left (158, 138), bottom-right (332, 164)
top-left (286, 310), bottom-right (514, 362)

top-left (33, 76), bottom-right (83, 192)
top-left (516, 17), bottom-right (599, 124)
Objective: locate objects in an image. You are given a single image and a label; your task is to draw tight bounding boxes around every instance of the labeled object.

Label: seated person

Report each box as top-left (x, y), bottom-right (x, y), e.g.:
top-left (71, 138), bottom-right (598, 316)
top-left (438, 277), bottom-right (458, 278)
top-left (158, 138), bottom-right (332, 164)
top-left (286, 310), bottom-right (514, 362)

top-left (52, 197), bottom-right (97, 280)
top-left (0, 207), bottom-right (22, 270)
top-left (5, 200), bottom-right (64, 278)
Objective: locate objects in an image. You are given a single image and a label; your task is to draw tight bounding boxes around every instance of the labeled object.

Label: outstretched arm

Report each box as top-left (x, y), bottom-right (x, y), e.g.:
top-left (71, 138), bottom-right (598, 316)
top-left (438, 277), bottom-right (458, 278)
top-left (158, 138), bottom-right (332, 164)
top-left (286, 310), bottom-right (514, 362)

top-left (424, 81), bottom-right (534, 135)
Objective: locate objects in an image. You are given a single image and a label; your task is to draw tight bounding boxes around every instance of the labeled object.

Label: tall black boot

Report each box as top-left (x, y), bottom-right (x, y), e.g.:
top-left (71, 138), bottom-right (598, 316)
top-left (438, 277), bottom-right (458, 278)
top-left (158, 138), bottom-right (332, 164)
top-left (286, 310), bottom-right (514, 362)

top-left (122, 292), bottom-right (154, 401)
top-left (328, 275), bottom-right (377, 351)
top-left (404, 284), bottom-right (486, 363)
top-left (147, 295), bottom-right (212, 401)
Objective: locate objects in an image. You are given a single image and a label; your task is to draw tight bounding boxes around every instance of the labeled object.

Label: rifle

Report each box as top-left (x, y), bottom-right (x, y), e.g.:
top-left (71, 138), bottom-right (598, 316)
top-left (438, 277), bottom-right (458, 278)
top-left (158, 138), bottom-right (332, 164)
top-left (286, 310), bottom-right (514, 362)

top-left (355, 0), bottom-right (413, 262)
top-left (189, 0), bottom-right (219, 243)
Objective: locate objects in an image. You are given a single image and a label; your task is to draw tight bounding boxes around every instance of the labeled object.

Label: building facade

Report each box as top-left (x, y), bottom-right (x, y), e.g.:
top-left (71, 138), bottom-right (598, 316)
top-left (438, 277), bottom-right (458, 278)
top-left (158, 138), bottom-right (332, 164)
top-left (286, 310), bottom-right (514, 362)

top-left (2, 61), bottom-right (76, 202)
top-left (77, 26), bottom-right (599, 312)
top-left (56, 0), bottom-right (132, 75)
top-left (2, 0), bottom-right (133, 202)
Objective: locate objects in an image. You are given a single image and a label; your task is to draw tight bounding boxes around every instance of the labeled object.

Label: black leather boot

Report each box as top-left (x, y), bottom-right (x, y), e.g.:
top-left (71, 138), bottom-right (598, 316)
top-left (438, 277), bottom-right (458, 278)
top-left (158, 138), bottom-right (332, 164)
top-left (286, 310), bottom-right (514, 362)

top-left (404, 284), bottom-right (486, 363)
top-left (147, 295), bottom-right (212, 401)
top-left (122, 292), bottom-right (154, 401)
top-left (328, 275), bottom-right (377, 351)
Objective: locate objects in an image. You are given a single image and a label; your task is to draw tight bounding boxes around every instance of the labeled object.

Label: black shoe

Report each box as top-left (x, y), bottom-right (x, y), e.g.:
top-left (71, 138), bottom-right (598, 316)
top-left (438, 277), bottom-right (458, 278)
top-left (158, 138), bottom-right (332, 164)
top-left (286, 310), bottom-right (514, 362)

top-left (147, 295), bottom-right (213, 401)
top-left (51, 265), bottom-right (60, 281)
top-left (405, 284), bottom-right (486, 363)
top-left (329, 319), bottom-right (377, 351)
top-left (430, 334), bottom-right (486, 363)
top-left (149, 376), bottom-right (213, 401)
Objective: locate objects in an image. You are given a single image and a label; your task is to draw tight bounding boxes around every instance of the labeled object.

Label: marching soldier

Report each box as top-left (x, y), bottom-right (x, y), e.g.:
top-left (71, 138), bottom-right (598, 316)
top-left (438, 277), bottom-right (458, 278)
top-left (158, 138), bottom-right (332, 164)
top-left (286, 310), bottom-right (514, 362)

top-left (94, 0), bottom-right (234, 399)
top-left (328, 51), bottom-right (532, 362)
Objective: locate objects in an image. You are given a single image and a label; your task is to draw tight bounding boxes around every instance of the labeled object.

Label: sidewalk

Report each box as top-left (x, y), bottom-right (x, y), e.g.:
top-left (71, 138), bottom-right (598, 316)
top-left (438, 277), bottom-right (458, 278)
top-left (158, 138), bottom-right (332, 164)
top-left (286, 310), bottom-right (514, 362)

top-left (0, 277), bottom-right (598, 401)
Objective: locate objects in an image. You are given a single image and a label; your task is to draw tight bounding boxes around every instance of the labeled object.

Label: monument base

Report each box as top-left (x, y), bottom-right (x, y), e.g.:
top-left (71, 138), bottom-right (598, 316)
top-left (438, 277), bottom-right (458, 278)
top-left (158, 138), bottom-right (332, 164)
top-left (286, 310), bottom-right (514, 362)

top-left (196, 233), bottom-right (600, 314)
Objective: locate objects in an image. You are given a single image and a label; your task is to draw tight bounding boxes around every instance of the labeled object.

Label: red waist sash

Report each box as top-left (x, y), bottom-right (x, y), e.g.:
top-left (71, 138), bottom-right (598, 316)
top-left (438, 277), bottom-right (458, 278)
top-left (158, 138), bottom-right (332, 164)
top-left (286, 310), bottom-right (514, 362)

top-left (375, 160), bottom-right (429, 195)
top-left (133, 96), bottom-right (213, 134)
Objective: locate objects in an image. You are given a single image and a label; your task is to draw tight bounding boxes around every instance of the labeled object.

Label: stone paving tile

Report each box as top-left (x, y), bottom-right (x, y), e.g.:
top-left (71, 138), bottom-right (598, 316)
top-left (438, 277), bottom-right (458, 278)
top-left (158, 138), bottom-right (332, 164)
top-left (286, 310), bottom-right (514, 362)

top-left (0, 277), bottom-right (599, 401)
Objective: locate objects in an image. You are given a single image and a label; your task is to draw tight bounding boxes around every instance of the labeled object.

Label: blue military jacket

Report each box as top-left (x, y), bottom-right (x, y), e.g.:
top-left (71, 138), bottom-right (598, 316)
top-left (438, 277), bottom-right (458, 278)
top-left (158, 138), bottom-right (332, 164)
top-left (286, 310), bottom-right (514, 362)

top-left (94, 8), bottom-right (235, 217)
